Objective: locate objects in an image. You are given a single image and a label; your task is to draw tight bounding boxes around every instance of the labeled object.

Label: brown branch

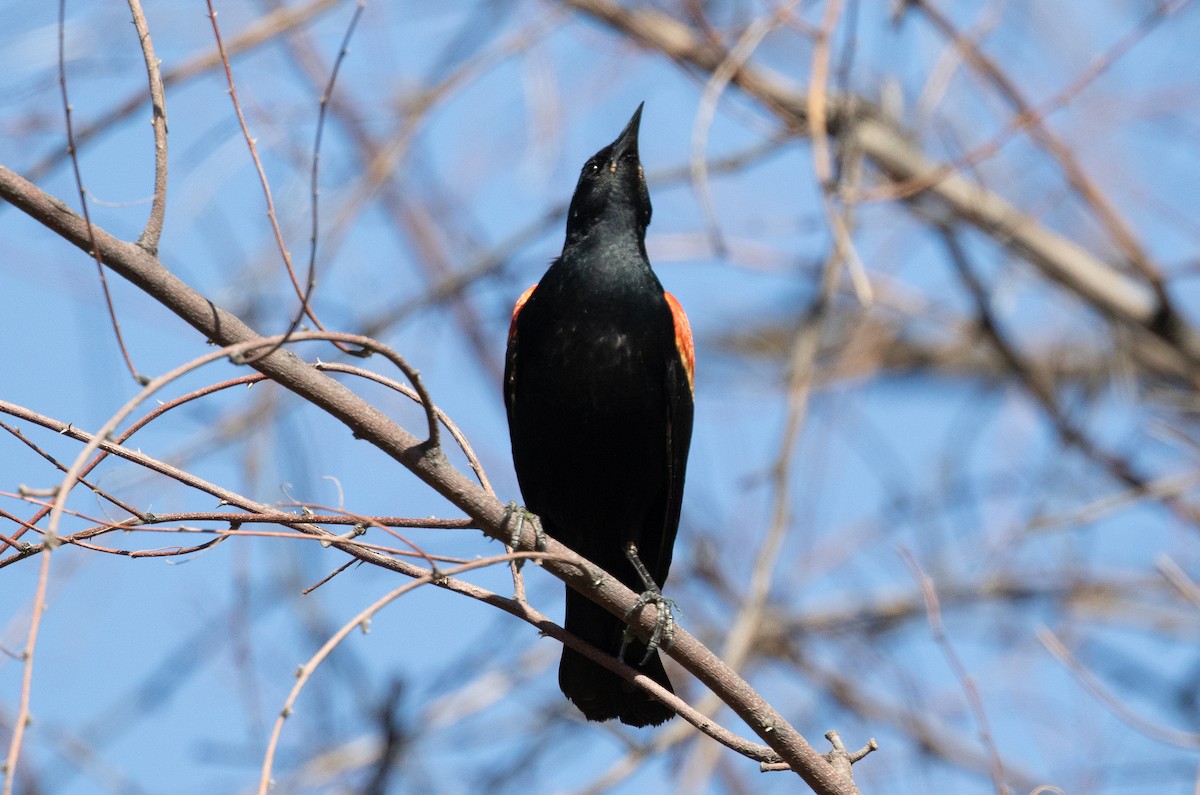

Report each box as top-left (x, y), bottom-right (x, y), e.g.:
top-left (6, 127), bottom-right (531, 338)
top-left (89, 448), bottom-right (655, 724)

top-left (127, 0), bottom-right (168, 254)
top-left (2, 550), bottom-right (50, 795)
top-left (1, 421), bottom-right (143, 526)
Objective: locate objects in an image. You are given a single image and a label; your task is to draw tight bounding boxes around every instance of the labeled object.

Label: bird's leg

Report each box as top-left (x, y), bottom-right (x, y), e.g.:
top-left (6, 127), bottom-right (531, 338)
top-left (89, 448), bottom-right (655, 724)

top-left (619, 542), bottom-right (676, 665)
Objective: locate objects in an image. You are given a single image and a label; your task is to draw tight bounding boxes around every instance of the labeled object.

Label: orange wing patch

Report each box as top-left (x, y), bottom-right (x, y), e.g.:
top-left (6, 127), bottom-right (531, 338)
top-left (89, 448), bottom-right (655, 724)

top-left (664, 291), bottom-right (694, 393)
top-left (508, 284), bottom-right (537, 341)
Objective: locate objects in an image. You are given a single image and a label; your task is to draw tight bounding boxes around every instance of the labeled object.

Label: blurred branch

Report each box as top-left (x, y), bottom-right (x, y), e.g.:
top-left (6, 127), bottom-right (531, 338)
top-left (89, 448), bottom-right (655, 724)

top-left (689, 1), bottom-right (785, 257)
top-left (806, 0), bottom-right (872, 305)
top-left (900, 548), bottom-right (1008, 794)
top-left (767, 576), bottom-right (1192, 640)
top-left (1038, 627), bottom-right (1200, 750)
top-left (800, 650), bottom-right (1044, 792)
top-left (558, 0), bottom-right (1200, 379)
top-left (906, 0), bottom-right (1180, 302)
top-left (716, 294), bottom-right (1199, 390)
top-left (942, 225), bottom-right (1200, 528)
top-left (1157, 555), bottom-right (1200, 608)
top-left (21, 0), bottom-right (343, 183)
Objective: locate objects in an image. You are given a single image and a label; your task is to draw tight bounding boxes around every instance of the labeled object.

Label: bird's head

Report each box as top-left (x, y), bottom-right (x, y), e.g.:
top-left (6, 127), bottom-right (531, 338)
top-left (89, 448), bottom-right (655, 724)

top-left (564, 103), bottom-right (652, 247)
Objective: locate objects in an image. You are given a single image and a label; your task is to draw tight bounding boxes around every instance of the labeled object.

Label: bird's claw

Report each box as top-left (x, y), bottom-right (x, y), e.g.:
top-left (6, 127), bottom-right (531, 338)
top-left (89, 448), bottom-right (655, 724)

top-left (622, 589), bottom-right (676, 664)
top-left (503, 502), bottom-right (547, 560)
top-left (504, 501), bottom-right (524, 549)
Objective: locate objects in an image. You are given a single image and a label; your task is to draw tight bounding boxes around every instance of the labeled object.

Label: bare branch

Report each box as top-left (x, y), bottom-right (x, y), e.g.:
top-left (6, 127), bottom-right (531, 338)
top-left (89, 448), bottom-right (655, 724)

top-left (127, 0), bottom-right (168, 253)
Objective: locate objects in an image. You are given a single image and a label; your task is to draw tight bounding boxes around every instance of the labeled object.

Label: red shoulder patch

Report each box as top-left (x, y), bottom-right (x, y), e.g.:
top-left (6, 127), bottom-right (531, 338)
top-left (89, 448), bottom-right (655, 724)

top-left (508, 284), bottom-right (537, 342)
top-left (664, 291), bottom-right (694, 393)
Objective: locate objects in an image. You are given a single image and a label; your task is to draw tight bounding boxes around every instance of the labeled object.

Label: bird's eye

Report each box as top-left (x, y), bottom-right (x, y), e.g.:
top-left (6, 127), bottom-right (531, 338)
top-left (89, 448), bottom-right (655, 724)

top-left (587, 161), bottom-right (600, 174)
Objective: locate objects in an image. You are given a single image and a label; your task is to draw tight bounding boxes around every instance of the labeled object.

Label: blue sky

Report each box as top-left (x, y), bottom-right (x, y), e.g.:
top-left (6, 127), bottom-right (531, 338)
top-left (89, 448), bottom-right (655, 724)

top-left (3, 1), bottom-right (1200, 793)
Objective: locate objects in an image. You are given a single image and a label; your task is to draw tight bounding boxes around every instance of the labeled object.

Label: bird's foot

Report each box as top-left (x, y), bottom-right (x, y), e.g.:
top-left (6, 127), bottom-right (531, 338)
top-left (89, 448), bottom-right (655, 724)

top-left (620, 542), bottom-right (676, 665)
top-left (621, 590), bottom-right (676, 664)
top-left (503, 501), bottom-right (547, 558)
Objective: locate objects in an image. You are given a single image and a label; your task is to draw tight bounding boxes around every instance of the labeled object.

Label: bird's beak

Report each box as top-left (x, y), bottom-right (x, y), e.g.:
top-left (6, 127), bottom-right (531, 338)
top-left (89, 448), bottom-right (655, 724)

top-left (608, 102), bottom-right (643, 171)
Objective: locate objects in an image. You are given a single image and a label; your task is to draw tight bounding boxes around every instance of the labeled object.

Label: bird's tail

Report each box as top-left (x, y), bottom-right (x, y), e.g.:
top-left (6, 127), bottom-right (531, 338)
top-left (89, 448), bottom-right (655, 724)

top-left (558, 588), bottom-right (675, 727)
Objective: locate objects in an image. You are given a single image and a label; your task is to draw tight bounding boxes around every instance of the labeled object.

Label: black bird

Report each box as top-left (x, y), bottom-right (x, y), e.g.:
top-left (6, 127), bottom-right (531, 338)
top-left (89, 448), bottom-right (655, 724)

top-left (504, 104), bottom-right (694, 727)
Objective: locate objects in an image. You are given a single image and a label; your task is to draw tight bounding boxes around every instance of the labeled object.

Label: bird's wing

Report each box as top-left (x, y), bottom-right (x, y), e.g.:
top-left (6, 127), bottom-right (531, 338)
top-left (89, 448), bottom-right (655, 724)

top-left (656, 291), bottom-right (695, 581)
top-left (503, 284), bottom-right (538, 418)
top-left (664, 292), bottom-right (694, 393)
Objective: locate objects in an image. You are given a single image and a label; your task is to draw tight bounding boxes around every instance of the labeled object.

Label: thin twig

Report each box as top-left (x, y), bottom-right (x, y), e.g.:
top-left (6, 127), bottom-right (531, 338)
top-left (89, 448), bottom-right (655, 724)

top-left (690, 4), bottom-right (789, 256)
top-left (127, 0), bottom-right (168, 253)
top-left (1038, 626), bottom-right (1200, 749)
top-left (900, 547), bottom-right (1009, 794)
top-left (2, 550), bottom-right (50, 795)
top-left (57, 0), bottom-right (145, 385)
top-left (258, 550), bottom-right (551, 794)
top-left (25, 0), bottom-right (342, 183)
top-left (204, 0), bottom-right (343, 358)
top-left (0, 401), bottom-right (448, 576)
top-left (40, 330), bottom-right (437, 548)
top-left (1, 503), bottom-right (475, 565)
top-left (252, 1), bottom-right (370, 364)
top-left (265, 0), bottom-right (553, 381)
top-left (301, 0), bottom-right (365, 332)
top-left (1, 420), bottom-right (143, 530)
top-left (315, 363), bottom-right (481, 490)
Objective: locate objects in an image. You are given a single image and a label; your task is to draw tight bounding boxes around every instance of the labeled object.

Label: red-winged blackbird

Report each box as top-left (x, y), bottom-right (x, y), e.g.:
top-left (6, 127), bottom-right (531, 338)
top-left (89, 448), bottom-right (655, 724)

top-left (504, 104), bottom-right (694, 727)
